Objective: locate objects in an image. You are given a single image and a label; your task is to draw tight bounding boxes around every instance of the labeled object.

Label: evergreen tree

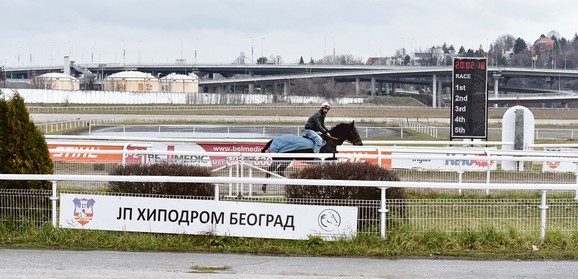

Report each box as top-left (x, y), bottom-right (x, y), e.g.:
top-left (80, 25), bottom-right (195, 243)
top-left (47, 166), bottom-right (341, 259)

top-left (458, 46), bottom-right (466, 55)
top-left (0, 92), bottom-right (53, 189)
top-left (513, 37), bottom-right (527, 54)
top-left (0, 91), bottom-right (8, 176)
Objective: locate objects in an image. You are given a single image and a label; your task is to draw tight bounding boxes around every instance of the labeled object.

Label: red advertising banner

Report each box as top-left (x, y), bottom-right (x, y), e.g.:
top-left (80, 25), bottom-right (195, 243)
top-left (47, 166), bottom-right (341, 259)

top-left (48, 144), bottom-right (124, 163)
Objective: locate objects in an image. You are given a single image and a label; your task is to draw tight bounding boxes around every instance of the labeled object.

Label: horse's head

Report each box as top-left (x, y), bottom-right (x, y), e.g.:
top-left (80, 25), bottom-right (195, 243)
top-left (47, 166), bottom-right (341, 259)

top-left (328, 121), bottom-right (363, 146)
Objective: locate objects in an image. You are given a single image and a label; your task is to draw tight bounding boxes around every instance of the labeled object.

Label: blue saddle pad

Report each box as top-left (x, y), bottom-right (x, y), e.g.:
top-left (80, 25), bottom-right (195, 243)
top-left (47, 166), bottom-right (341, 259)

top-left (270, 134), bottom-right (323, 153)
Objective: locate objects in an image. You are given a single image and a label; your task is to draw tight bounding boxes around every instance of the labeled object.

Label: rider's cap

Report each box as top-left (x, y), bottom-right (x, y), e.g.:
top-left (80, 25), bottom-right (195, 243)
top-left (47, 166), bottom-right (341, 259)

top-left (321, 102), bottom-right (331, 109)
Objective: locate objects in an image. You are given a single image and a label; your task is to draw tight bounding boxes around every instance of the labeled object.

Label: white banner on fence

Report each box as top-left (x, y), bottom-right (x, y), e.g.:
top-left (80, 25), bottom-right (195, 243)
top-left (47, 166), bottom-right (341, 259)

top-left (59, 194), bottom-right (358, 240)
top-left (392, 152), bottom-right (497, 171)
top-left (541, 148), bottom-right (578, 173)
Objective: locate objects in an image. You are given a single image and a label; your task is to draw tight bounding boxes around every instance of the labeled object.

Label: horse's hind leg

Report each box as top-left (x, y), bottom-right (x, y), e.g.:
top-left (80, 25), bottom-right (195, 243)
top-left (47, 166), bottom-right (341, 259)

top-left (262, 160), bottom-right (291, 193)
top-left (262, 160), bottom-right (279, 193)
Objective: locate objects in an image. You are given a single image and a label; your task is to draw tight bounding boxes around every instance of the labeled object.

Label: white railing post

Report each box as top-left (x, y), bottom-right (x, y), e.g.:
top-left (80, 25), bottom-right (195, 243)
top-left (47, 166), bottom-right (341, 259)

top-left (214, 184), bottom-right (220, 201)
top-left (540, 190), bottom-right (549, 240)
top-left (457, 160), bottom-right (463, 196)
top-left (50, 181), bottom-right (59, 228)
top-left (379, 187), bottom-right (389, 239)
top-left (574, 163), bottom-right (578, 201)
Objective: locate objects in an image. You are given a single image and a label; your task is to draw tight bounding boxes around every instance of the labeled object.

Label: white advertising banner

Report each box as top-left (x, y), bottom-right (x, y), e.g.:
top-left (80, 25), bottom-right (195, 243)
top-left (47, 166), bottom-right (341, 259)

top-left (541, 148), bottom-right (578, 173)
top-left (392, 152), bottom-right (497, 171)
top-left (59, 194), bottom-right (358, 240)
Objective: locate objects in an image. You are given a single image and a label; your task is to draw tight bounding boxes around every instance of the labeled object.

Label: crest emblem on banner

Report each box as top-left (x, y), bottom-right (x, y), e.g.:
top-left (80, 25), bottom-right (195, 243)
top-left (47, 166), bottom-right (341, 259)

top-left (72, 198), bottom-right (96, 226)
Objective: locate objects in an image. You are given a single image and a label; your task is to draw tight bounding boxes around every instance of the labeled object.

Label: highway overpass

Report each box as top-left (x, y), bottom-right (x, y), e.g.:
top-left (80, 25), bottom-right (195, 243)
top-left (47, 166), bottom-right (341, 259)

top-left (3, 61), bottom-right (578, 107)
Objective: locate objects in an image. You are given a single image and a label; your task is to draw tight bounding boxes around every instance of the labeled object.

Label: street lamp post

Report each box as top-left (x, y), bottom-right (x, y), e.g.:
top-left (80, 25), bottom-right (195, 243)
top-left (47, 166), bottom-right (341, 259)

top-left (121, 39), bottom-right (126, 65)
top-left (195, 39), bottom-right (198, 66)
top-left (331, 37), bottom-right (335, 64)
top-left (250, 37), bottom-right (254, 64)
top-left (138, 40), bottom-right (142, 64)
top-left (261, 37), bottom-right (264, 60)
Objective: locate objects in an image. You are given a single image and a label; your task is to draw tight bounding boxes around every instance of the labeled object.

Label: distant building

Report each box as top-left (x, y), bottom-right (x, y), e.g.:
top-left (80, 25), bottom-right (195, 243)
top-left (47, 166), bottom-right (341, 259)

top-left (534, 37), bottom-right (555, 53)
top-left (31, 73), bottom-right (80, 90)
top-left (104, 71), bottom-right (159, 92)
top-left (159, 73), bottom-right (199, 93)
top-left (533, 36), bottom-right (556, 67)
top-left (366, 57), bottom-right (396, 66)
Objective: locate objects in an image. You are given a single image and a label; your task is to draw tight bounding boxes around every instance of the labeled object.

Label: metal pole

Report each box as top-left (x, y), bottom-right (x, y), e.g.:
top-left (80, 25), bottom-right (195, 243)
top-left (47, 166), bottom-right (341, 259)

top-left (214, 184), bottom-right (220, 201)
top-left (50, 181), bottom-right (58, 227)
top-left (574, 163), bottom-right (578, 201)
top-left (379, 187), bottom-right (388, 239)
top-left (540, 190), bottom-right (548, 240)
top-left (458, 160), bottom-right (463, 196)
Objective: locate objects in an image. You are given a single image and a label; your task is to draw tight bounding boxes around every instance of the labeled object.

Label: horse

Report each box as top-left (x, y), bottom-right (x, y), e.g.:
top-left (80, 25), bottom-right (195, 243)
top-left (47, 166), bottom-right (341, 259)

top-left (260, 121), bottom-right (363, 192)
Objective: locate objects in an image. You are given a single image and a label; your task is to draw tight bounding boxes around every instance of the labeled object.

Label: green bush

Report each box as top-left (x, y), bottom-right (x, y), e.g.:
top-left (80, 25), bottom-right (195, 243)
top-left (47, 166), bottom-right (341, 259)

top-left (287, 162), bottom-right (404, 200)
top-left (108, 163), bottom-right (214, 196)
top-left (0, 91), bottom-right (54, 189)
top-left (287, 162), bottom-right (405, 230)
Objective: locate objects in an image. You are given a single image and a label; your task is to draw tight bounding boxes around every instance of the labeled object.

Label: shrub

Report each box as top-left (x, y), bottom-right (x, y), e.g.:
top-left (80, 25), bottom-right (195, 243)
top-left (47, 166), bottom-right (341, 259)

top-left (287, 162), bottom-right (405, 230)
top-left (0, 92), bottom-right (54, 189)
top-left (108, 163), bottom-right (214, 196)
top-left (287, 162), bottom-right (404, 200)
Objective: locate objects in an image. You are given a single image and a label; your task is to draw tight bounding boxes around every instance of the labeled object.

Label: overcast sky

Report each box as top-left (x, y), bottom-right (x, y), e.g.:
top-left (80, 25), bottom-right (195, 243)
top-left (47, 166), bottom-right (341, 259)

top-left (1, 0), bottom-right (576, 67)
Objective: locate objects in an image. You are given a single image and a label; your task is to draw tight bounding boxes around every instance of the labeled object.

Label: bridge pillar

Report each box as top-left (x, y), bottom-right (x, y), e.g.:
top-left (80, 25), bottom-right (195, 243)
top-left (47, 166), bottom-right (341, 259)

top-left (283, 81), bottom-right (290, 96)
top-left (493, 74), bottom-right (501, 108)
top-left (432, 74), bottom-right (437, 108)
top-left (355, 77), bottom-right (360, 95)
top-left (247, 71), bottom-right (254, 94)
top-left (438, 79), bottom-right (443, 107)
top-left (371, 77), bottom-right (376, 96)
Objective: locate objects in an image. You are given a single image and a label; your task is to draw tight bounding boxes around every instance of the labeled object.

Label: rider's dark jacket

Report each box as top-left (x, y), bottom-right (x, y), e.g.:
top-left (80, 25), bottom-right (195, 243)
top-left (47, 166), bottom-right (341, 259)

top-left (304, 109), bottom-right (329, 134)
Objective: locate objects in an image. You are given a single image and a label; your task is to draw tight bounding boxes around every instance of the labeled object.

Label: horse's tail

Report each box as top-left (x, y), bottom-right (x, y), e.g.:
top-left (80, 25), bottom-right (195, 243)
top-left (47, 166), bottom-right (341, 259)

top-left (261, 139), bottom-right (273, 153)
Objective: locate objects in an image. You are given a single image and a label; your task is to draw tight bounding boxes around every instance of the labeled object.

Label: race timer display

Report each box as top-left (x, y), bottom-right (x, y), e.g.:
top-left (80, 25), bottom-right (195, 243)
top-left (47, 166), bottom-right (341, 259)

top-left (451, 58), bottom-right (488, 139)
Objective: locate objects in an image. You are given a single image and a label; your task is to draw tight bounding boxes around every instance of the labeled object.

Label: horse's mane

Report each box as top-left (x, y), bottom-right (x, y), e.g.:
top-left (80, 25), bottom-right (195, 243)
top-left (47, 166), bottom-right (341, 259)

top-left (329, 122), bottom-right (349, 133)
top-left (329, 122), bottom-right (353, 139)
top-left (327, 121), bottom-right (362, 146)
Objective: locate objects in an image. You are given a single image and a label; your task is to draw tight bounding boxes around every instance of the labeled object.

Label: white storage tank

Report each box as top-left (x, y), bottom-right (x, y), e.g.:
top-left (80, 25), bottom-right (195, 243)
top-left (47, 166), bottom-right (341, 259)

top-left (104, 71), bottom-right (159, 92)
top-left (32, 73), bottom-right (80, 90)
top-left (159, 73), bottom-right (199, 93)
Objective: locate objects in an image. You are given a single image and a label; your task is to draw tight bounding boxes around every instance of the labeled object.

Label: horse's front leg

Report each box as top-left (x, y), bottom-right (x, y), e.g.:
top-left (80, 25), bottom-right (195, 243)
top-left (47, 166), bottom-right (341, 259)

top-left (262, 160), bottom-right (280, 192)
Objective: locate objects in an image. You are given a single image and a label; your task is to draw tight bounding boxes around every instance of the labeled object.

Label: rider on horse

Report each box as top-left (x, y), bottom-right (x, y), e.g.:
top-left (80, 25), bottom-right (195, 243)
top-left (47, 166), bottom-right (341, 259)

top-left (303, 102), bottom-right (338, 153)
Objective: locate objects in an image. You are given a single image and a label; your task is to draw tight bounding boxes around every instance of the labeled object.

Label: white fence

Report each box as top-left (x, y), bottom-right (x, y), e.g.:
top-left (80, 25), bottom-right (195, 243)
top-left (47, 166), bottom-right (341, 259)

top-left (6, 136), bottom-right (578, 240)
top-left (2, 88), bottom-right (365, 105)
top-left (1, 173), bottom-right (577, 240)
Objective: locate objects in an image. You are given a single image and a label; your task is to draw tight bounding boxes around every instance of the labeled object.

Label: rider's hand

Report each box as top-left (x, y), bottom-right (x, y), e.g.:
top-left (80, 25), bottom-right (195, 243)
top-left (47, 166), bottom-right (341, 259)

top-left (326, 132), bottom-right (338, 140)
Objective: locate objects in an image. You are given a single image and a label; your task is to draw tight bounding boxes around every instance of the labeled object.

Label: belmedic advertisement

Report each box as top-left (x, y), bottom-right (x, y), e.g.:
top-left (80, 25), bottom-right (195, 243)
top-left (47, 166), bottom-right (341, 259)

top-left (49, 142), bottom-right (268, 166)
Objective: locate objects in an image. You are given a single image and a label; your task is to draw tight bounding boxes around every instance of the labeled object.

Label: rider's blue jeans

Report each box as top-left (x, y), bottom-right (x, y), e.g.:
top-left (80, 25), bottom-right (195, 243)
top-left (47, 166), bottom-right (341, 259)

top-left (303, 129), bottom-right (325, 153)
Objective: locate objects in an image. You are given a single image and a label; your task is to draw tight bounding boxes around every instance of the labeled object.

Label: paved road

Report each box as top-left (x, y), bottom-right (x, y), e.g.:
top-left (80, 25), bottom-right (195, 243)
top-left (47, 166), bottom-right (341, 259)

top-left (1, 249), bottom-right (576, 279)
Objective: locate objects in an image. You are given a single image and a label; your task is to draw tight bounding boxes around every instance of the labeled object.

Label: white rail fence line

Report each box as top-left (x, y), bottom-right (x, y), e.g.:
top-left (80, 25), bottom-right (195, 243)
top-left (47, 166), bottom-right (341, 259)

top-left (1, 173), bottom-right (576, 240)
top-left (36, 119), bottom-right (578, 141)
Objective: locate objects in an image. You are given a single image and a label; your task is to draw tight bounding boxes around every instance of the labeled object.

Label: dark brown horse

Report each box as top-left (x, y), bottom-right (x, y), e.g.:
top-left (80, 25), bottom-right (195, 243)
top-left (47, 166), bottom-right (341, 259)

top-left (260, 121), bottom-right (363, 192)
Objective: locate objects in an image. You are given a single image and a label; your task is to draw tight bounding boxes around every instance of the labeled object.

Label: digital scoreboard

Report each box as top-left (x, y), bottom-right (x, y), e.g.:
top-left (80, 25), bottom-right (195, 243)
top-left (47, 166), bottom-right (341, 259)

top-left (451, 57), bottom-right (488, 139)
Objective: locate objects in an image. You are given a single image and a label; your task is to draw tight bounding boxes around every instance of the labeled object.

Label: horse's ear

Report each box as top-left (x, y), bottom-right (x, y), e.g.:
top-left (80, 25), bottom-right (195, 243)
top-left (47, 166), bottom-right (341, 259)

top-left (351, 120), bottom-right (355, 126)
